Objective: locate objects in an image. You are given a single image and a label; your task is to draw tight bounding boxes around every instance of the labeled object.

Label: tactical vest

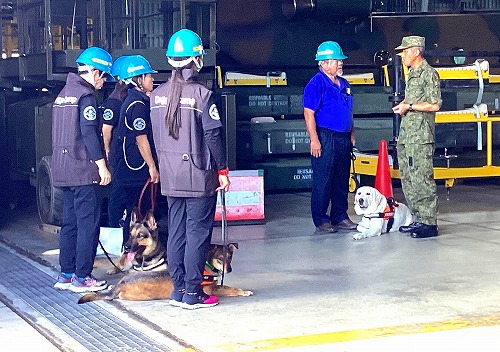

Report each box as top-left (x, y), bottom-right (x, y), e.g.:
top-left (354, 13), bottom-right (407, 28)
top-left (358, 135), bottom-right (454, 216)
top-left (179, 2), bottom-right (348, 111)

top-left (52, 73), bottom-right (100, 187)
top-left (150, 79), bottom-right (219, 197)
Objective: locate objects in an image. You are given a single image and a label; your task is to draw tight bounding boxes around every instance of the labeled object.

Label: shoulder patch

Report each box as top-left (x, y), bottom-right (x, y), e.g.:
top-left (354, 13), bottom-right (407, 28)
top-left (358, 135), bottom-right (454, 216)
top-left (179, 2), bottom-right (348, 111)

top-left (209, 104), bottom-right (220, 121)
top-left (83, 106), bottom-right (97, 121)
top-left (133, 118), bottom-right (146, 131)
top-left (102, 108), bottom-right (113, 121)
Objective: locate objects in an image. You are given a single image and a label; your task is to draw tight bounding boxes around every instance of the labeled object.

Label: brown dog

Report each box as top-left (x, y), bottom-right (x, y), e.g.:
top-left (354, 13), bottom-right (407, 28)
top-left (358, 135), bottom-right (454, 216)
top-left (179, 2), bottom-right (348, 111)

top-left (106, 208), bottom-right (167, 275)
top-left (80, 210), bottom-right (253, 303)
top-left (79, 242), bottom-right (253, 303)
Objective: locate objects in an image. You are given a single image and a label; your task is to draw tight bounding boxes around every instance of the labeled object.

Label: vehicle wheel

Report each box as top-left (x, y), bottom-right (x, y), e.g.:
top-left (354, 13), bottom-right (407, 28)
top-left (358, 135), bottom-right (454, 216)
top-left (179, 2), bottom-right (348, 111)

top-left (37, 156), bottom-right (63, 226)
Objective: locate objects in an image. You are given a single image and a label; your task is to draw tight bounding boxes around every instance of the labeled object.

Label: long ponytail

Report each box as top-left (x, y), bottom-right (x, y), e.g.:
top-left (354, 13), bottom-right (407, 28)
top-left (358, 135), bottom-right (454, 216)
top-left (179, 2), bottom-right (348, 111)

top-left (164, 60), bottom-right (195, 140)
top-left (164, 70), bottom-right (184, 140)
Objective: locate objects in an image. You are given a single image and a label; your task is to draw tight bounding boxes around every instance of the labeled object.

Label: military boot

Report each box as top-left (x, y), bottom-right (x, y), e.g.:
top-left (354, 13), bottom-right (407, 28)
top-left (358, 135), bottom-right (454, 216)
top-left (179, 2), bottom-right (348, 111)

top-left (399, 222), bottom-right (423, 233)
top-left (411, 224), bottom-right (438, 238)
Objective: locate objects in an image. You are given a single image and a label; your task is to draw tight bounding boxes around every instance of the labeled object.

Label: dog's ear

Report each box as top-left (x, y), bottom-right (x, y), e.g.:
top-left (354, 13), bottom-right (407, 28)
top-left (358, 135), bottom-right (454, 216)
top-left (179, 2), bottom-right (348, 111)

top-left (144, 209), bottom-right (157, 231)
top-left (130, 207), bottom-right (140, 226)
top-left (228, 243), bottom-right (238, 251)
top-left (207, 243), bottom-right (217, 257)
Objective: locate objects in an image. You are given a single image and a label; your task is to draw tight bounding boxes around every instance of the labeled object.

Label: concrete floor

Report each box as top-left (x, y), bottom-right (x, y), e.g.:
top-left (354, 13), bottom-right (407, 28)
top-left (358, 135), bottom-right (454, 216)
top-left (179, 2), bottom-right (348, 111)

top-left (1, 180), bottom-right (500, 351)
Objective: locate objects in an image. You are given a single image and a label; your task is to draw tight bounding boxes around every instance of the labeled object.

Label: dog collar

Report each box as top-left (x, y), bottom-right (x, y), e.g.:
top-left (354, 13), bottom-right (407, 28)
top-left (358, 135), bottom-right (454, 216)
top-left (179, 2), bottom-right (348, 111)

top-left (205, 260), bottom-right (219, 273)
top-left (133, 257), bottom-right (166, 272)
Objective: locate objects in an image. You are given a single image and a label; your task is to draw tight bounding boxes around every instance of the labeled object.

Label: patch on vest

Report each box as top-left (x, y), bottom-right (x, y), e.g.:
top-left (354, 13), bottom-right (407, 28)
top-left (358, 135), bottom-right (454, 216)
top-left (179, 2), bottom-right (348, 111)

top-left (133, 118), bottom-right (146, 131)
top-left (102, 108), bottom-right (113, 121)
top-left (83, 106), bottom-right (97, 121)
top-left (180, 97), bottom-right (196, 106)
top-left (154, 95), bottom-right (168, 105)
top-left (55, 96), bottom-right (77, 105)
top-left (209, 104), bottom-right (220, 120)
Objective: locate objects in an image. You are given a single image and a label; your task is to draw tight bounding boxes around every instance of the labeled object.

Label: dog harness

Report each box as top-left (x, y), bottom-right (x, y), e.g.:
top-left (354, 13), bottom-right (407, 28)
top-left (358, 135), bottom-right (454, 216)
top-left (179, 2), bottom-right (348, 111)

top-left (362, 197), bottom-right (399, 233)
top-left (132, 257), bottom-right (166, 272)
top-left (202, 261), bottom-right (220, 286)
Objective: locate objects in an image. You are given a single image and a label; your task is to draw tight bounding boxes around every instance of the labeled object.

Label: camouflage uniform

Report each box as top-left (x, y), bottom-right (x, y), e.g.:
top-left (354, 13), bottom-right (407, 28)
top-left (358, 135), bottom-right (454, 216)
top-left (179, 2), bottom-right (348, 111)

top-left (397, 59), bottom-right (442, 225)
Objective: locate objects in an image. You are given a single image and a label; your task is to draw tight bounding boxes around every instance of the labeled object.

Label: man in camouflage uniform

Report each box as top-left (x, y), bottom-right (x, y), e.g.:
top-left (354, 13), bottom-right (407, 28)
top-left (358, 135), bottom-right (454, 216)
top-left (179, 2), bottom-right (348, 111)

top-left (392, 36), bottom-right (442, 238)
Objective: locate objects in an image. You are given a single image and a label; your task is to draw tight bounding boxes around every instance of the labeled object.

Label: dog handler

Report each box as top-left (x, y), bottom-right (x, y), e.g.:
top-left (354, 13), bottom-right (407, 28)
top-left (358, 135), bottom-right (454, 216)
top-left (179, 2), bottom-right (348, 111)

top-left (392, 36), bottom-right (441, 238)
top-left (100, 55), bottom-right (129, 229)
top-left (150, 29), bottom-right (230, 309)
top-left (303, 41), bottom-right (357, 233)
top-left (52, 47), bottom-right (112, 292)
top-left (108, 55), bottom-right (160, 248)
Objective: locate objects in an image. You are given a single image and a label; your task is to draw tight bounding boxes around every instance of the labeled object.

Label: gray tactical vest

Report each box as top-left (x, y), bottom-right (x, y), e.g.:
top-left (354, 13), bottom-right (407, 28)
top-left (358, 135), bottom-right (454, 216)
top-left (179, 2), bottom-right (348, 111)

top-left (150, 79), bottom-right (218, 197)
top-left (52, 73), bottom-right (100, 187)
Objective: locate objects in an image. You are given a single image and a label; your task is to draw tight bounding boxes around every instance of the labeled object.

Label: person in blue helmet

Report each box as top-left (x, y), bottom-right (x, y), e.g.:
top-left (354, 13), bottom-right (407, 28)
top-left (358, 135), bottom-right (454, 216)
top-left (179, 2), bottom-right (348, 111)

top-left (52, 46), bottom-right (112, 292)
top-left (150, 29), bottom-right (230, 309)
top-left (108, 55), bottom-right (159, 248)
top-left (100, 56), bottom-right (129, 230)
top-left (303, 41), bottom-right (357, 233)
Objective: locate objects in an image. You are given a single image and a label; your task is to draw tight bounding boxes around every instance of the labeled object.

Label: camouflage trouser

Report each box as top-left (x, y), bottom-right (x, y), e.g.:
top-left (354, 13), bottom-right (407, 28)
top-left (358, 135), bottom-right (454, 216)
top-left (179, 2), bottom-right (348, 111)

top-left (396, 142), bottom-right (438, 225)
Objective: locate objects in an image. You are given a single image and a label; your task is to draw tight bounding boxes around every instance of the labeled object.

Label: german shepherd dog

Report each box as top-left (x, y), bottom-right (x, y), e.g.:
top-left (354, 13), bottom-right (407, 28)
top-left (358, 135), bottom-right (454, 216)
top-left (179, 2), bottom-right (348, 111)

top-left (106, 208), bottom-right (167, 275)
top-left (79, 211), bottom-right (253, 303)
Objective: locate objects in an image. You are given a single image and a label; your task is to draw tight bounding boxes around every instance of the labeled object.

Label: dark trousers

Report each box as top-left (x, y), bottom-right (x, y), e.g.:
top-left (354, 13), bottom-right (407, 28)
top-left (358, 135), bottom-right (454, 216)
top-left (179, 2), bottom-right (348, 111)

top-left (167, 195), bottom-right (217, 294)
top-left (107, 181), bottom-right (126, 228)
top-left (311, 128), bottom-right (352, 227)
top-left (122, 184), bottom-right (152, 247)
top-left (59, 184), bottom-right (101, 278)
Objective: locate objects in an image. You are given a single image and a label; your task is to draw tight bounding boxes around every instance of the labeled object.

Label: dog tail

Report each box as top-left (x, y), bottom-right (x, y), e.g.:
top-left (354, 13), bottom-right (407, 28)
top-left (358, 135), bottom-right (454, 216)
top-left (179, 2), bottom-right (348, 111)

top-left (77, 286), bottom-right (116, 304)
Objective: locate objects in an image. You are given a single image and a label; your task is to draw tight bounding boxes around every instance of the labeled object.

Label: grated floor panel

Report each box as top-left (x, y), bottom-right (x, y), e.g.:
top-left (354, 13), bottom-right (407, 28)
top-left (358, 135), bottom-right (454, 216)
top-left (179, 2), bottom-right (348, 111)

top-left (0, 245), bottom-right (172, 352)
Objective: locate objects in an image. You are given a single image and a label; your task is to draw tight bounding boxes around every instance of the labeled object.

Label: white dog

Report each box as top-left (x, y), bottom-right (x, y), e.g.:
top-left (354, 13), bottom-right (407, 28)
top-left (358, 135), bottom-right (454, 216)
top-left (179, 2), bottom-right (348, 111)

top-left (353, 186), bottom-right (412, 240)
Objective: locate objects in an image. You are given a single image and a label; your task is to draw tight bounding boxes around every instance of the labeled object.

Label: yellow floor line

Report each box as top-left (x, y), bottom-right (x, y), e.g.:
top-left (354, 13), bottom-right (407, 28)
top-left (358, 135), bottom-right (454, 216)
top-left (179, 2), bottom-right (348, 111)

top-left (209, 314), bottom-right (500, 351)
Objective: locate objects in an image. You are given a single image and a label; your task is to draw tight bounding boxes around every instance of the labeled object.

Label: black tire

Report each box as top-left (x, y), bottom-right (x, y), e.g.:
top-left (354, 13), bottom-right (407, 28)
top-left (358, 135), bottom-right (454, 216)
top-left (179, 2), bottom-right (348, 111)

top-left (36, 156), bottom-right (63, 226)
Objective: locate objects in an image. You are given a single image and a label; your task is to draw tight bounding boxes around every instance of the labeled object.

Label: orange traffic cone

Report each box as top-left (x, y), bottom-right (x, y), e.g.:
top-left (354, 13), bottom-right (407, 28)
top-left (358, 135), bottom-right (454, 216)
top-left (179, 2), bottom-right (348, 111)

top-left (374, 139), bottom-right (393, 199)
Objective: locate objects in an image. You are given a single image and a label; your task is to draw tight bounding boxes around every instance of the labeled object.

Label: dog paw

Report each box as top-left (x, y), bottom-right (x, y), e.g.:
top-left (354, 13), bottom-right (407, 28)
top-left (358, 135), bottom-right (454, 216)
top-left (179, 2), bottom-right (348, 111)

top-left (352, 233), bottom-right (366, 240)
top-left (242, 290), bottom-right (254, 296)
top-left (106, 268), bottom-right (120, 275)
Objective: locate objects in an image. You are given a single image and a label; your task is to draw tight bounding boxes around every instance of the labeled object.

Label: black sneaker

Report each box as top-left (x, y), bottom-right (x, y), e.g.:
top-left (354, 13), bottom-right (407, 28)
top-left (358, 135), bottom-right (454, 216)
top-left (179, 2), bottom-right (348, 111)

top-left (181, 292), bottom-right (218, 310)
top-left (168, 289), bottom-right (185, 307)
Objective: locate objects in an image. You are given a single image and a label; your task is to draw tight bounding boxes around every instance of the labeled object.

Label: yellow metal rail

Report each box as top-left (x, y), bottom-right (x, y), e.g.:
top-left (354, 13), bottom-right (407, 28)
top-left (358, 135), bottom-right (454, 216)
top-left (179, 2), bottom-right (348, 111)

top-left (352, 106), bottom-right (500, 188)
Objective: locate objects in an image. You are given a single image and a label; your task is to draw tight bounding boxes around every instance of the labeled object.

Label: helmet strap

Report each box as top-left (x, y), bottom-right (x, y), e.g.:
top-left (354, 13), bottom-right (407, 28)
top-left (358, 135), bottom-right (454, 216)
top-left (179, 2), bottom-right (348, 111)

top-left (78, 64), bottom-right (94, 74)
top-left (168, 56), bottom-right (203, 71)
top-left (193, 56), bottom-right (203, 71)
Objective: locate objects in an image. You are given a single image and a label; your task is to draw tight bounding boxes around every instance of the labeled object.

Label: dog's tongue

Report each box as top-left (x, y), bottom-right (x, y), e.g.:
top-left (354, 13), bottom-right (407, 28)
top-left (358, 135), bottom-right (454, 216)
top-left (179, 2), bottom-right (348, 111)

top-left (127, 252), bottom-right (136, 262)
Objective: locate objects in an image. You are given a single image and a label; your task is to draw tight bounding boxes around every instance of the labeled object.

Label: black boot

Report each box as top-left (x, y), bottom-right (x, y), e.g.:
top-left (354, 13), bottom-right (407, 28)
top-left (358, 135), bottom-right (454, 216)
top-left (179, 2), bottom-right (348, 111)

top-left (399, 222), bottom-right (423, 233)
top-left (411, 224), bottom-right (438, 238)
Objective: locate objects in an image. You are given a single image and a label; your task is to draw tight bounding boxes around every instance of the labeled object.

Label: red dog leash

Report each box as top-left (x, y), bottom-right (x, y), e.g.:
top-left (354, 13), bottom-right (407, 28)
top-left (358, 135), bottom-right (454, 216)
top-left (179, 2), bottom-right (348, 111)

top-left (137, 177), bottom-right (157, 217)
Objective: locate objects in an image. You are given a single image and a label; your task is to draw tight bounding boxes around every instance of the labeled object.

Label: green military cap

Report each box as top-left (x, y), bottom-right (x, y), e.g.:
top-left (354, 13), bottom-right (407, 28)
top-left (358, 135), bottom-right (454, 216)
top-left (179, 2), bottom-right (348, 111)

top-left (395, 36), bottom-right (425, 50)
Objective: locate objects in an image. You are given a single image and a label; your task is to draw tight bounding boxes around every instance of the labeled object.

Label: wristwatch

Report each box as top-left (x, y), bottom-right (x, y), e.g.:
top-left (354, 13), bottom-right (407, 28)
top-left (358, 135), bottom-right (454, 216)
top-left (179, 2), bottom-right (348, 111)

top-left (408, 104), bottom-right (414, 112)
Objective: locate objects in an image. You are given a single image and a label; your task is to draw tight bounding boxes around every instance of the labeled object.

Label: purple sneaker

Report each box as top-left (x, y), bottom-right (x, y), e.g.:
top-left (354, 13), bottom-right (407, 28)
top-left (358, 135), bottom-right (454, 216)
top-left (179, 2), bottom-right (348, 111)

top-left (54, 273), bottom-right (73, 290)
top-left (181, 292), bottom-right (218, 310)
top-left (69, 275), bottom-right (107, 293)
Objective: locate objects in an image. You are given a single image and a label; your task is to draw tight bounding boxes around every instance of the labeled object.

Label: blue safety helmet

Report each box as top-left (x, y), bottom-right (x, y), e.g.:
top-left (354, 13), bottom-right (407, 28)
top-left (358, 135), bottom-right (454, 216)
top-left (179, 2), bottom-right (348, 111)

top-left (75, 47), bottom-right (113, 75)
top-left (166, 29), bottom-right (205, 69)
top-left (118, 55), bottom-right (157, 82)
top-left (315, 41), bottom-right (347, 61)
top-left (108, 55), bottom-right (130, 82)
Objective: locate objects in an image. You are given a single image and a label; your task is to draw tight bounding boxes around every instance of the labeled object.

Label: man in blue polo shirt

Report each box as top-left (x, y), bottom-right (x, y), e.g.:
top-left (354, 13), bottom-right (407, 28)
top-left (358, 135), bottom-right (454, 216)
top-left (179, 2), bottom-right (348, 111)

top-left (303, 41), bottom-right (357, 233)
